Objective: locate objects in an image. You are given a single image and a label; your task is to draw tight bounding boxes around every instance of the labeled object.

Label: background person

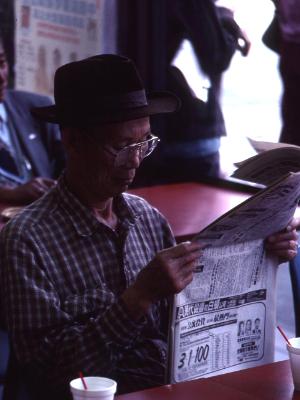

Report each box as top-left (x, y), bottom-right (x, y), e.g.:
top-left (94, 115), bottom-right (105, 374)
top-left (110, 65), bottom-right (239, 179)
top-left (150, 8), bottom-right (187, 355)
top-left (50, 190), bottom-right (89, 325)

top-left (277, 0), bottom-right (300, 146)
top-left (0, 54), bottom-right (297, 400)
top-left (133, 0), bottom-right (251, 186)
top-left (0, 34), bottom-right (65, 204)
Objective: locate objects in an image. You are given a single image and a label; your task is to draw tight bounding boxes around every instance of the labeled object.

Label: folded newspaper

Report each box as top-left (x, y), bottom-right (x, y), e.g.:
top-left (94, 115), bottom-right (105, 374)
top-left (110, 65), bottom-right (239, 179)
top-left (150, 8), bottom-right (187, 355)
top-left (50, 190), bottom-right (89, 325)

top-left (232, 139), bottom-right (300, 186)
top-left (167, 171), bottom-right (300, 384)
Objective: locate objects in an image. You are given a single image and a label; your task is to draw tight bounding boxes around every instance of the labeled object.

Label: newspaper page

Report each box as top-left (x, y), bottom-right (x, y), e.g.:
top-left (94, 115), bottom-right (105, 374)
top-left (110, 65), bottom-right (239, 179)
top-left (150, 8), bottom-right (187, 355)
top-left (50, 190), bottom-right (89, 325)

top-left (247, 137), bottom-right (299, 154)
top-left (168, 172), bottom-right (300, 383)
top-left (232, 147), bottom-right (300, 186)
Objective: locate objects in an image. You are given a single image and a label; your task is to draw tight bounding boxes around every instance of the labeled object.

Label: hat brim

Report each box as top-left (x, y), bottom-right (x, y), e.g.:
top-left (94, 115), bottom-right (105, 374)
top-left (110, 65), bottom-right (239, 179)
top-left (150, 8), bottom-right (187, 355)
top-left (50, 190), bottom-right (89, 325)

top-left (31, 91), bottom-right (180, 125)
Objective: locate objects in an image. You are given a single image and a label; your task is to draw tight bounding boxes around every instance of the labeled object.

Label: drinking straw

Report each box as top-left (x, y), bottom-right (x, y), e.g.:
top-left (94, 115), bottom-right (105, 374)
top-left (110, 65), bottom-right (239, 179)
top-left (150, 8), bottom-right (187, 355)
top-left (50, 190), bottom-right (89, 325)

top-left (277, 325), bottom-right (291, 346)
top-left (79, 371), bottom-right (88, 390)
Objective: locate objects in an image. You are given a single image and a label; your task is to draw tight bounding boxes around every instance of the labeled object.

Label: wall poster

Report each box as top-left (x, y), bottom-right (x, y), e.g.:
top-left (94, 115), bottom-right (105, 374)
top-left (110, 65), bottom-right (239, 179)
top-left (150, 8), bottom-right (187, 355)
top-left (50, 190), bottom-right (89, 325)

top-left (14, 0), bottom-right (116, 96)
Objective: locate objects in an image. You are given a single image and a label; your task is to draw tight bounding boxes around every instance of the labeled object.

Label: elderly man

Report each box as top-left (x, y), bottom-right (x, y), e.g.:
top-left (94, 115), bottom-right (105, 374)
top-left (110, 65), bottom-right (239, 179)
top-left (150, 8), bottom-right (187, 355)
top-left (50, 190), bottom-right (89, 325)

top-left (0, 54), bottom-right (298, 400)
top-left (0, 33), bottom-right (64, 204)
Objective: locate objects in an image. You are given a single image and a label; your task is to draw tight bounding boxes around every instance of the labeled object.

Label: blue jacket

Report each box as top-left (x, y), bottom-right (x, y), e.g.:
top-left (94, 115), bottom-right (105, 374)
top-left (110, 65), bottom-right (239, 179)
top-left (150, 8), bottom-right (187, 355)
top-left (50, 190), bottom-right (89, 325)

top-left (3, 89), bottom-right (65, 181)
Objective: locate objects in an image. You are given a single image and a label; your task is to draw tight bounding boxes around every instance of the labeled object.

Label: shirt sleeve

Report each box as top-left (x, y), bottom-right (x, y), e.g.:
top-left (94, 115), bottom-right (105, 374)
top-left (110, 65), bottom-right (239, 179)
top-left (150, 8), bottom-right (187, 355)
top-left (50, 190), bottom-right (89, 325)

top-left (0, 227), bottom-right (148, 389)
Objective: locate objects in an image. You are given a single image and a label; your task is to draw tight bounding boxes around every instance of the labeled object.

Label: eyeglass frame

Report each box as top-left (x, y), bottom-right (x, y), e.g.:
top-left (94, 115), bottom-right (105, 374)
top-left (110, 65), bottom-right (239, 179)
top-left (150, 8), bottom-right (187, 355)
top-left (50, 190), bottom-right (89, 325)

top-left (101, 133), bottom-right (160, 167)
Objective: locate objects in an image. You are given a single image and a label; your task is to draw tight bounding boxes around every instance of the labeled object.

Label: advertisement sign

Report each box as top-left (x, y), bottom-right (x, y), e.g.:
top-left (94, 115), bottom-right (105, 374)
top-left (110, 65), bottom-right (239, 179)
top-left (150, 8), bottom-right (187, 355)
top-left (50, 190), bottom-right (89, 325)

top-left (14, 0), bottom-right (115, 96)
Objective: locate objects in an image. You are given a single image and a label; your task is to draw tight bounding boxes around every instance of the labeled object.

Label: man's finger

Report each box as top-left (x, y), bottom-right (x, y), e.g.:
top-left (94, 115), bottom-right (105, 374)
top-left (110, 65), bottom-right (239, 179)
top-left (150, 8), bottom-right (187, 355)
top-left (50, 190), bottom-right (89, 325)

top-left (267, 230), bottom-right (298, 243)
top-left (165, 241), bottom-right (204, 259)
top-left (266, 240), bottom-right (298, 251)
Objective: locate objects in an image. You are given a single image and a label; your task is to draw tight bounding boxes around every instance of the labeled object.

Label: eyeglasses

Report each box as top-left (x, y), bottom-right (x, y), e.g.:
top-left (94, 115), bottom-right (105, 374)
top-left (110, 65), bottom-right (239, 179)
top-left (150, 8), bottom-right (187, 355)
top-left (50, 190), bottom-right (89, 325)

top-left (103, 134), bottom-right (160, 167)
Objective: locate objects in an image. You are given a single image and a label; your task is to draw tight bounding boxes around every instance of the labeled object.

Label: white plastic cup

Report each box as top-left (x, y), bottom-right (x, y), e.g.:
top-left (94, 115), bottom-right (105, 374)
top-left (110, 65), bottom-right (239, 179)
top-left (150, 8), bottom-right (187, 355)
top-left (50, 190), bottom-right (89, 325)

top-left (287, 337), bottom-right (300, 391)
top-left (70, 376), bottom-right (117, 400)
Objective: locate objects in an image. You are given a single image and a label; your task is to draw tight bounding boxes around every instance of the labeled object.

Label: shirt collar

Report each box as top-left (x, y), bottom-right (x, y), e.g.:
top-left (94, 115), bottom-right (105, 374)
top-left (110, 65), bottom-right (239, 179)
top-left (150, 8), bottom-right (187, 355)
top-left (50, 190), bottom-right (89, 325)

top-left (56, 174), bottom-right (138, 237)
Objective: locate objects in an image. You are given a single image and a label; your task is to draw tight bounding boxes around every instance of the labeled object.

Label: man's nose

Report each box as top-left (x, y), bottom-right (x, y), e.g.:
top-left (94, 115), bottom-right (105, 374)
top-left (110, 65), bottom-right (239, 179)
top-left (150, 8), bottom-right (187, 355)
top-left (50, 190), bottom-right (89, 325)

top-left (124, 148), bottom-right (142, 169)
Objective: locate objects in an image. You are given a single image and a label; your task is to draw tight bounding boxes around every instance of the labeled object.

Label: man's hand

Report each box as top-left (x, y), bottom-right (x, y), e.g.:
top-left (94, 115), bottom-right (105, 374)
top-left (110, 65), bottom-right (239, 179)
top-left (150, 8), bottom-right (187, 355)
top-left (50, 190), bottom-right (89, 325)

top-left (265, 218), bottom-right (299, 263)
top-left (237, 29), bottom-right (251, 57)
top-left (122, 241), bottom-right (203, 318)
top-left (1, 177), bottom-right (57, 204)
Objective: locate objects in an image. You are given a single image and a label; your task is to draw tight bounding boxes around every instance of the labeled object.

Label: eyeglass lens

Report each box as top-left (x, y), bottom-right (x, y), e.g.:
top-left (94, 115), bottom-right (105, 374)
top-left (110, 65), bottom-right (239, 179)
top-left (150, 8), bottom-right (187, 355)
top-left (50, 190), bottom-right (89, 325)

top-left (115, 137), bottom-right (159, 166)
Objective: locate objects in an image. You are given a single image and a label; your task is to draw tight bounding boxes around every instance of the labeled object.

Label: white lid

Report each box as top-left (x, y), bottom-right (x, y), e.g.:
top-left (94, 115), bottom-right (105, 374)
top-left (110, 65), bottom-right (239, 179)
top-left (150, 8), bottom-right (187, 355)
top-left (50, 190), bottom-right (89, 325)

top-left (70, 377), bottom-right (117, 395)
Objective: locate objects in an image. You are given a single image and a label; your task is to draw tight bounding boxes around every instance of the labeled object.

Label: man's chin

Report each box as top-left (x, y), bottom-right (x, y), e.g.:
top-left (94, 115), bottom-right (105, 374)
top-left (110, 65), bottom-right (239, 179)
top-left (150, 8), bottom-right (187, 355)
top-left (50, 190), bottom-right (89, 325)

top-left (115, 176), bottom-right (135, 186)
top-left (118, 180), bottom-right (134, 191)
top-left (107, 178), bottom-right (132, 195)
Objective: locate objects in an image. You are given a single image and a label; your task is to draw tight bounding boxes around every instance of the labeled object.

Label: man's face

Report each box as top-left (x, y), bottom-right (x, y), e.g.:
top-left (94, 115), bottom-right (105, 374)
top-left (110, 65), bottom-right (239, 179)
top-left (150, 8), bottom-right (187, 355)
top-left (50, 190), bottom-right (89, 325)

top-left (0, 42), bottom-right (8, 102)
top-left (70, 117), bottom-right (152, 199)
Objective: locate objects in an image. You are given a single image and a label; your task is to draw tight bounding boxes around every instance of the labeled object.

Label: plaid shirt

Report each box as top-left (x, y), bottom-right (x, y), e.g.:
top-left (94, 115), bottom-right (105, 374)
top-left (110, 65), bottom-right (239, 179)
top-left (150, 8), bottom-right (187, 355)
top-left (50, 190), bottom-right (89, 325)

top-left (0, 175), bottom-right (175, 397)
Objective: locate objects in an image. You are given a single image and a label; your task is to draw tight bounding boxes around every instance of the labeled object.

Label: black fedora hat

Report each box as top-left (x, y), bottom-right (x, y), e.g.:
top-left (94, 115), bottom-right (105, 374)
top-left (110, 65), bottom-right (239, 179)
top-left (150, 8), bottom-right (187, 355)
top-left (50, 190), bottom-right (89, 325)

top-left (32, 54), bottom-right (180, 125)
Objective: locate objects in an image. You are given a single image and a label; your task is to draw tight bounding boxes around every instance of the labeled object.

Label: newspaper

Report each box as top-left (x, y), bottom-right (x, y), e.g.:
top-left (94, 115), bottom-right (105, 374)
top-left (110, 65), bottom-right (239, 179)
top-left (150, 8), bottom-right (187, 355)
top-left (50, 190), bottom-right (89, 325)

top-left (168, 172), bottom-right (300, 383)
top-left (247, 137), bottom-right (299, 154)
top-left (232, 139), bottom-right (300, 186)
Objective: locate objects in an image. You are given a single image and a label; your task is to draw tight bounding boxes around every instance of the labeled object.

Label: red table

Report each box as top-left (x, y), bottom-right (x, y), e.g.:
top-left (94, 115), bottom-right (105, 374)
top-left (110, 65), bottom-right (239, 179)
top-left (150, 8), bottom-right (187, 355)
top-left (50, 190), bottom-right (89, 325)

top-left (129, 182), bottom-right (250, 241)
top-left (0, 183), bottom-right (249, 235)
top-left (117, 360), bottom-right (300, 400)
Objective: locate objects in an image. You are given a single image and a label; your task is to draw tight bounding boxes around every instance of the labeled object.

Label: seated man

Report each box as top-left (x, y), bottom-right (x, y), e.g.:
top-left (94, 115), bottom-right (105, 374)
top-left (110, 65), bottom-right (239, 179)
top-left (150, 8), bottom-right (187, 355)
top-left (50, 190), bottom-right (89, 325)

top-left (0, 33), bottom-right (65, 204)
top-left (0, 54), bottom-right (298, 400)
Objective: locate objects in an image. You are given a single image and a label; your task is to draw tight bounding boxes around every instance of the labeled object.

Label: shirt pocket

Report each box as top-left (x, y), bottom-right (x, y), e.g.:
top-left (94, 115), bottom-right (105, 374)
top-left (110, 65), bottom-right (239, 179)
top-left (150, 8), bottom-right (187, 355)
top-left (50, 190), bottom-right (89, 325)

top-left (61, 286), bottom-right (116, 317)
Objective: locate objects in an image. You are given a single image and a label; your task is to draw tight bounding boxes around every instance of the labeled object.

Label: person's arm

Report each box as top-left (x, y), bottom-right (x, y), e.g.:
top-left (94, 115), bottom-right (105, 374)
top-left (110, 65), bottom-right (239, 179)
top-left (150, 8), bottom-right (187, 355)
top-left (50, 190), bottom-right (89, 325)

top-left (173, 0), bottom-right (239, 75)
top-left (0, 177), bottom-right (56, 204)
top-left (216, 6), bottom-right (251, 57)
